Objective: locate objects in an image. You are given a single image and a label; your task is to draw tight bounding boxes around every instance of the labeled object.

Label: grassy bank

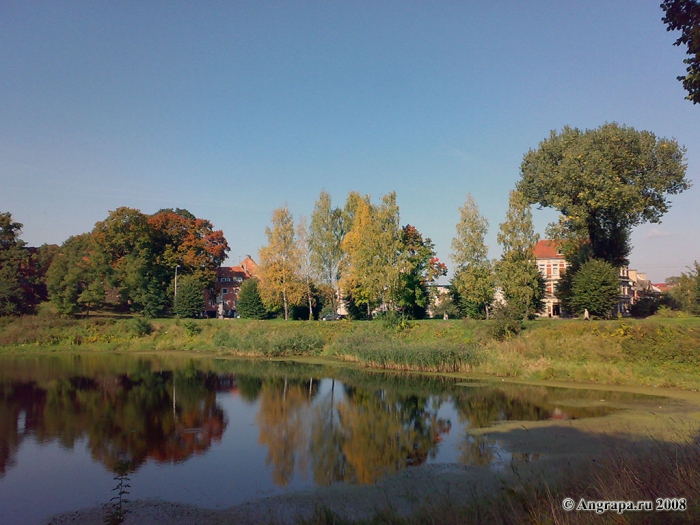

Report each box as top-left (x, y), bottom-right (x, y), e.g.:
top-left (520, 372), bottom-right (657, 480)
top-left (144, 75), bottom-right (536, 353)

top-left (1, 313), bottom-right (700, 389)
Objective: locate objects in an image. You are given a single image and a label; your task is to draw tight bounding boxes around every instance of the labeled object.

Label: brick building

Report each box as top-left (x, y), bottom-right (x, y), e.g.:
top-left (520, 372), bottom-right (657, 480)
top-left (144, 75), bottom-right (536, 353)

top-left (204, 255), bottom-right (259, 317)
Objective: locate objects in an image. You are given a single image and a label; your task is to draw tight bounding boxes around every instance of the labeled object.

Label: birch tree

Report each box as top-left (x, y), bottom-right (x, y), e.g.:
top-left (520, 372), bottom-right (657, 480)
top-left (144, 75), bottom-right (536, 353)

top-left (296, 216), bottom-right (316, 320)
top-left (340, 192), bottom-right (402, 317)
top-left (308, 191), bottom-right (345, 315)
top-left (259, 206), bottom-right (303, 320)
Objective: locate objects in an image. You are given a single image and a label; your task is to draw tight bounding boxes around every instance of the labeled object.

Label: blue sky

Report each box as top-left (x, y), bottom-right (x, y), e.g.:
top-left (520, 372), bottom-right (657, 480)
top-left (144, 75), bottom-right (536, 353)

top-left (1, 1), bottom-right (698, 282)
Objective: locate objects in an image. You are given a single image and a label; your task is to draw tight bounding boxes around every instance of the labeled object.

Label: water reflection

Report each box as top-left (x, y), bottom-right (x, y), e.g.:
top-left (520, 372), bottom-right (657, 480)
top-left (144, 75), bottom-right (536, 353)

top-left (0, 363), bottom-right (228, 477)
top-left (0, 355), bottom-right (648, 524)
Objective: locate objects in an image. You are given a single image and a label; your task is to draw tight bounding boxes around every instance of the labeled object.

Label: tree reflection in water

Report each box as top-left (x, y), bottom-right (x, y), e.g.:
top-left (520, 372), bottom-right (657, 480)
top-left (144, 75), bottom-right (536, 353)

top-left (0, 356), bottom-right (628, 505)
top-left (255, 376), bottom-right (453, 486)
top-left (0, 366), bottom-right (228, 477)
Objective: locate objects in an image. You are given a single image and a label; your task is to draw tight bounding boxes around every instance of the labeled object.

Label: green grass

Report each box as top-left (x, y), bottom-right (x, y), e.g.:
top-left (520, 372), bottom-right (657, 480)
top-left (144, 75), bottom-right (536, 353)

top-left (2, 312), bottom-right (700, 389)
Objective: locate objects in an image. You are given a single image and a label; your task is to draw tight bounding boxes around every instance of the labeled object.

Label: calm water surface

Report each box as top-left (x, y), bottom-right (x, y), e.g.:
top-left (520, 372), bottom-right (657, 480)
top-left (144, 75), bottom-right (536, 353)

top-left (0, 354), bottom-right (655, 524)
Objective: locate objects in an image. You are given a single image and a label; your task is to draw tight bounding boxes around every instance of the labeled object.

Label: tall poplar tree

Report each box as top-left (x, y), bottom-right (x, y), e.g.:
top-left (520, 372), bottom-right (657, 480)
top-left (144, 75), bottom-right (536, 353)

top-left (450, 194), bottom-right (494, 319)
top-left (259, 206), bottom-right (303, 320)
top-left (308, 191), bottom-right (345, 315)
top-left (495, 191), bottom-right (545, 319)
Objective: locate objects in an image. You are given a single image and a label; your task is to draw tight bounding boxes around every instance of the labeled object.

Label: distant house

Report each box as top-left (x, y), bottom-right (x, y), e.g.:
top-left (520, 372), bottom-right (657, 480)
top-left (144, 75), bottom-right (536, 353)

top-left (534, 240), bottom-right (567, 317)
top-left (533, 240), bottom-right (655, 318)
top-left (629, 270), bottom-right (662, 302)
top-left (204, 255), bottom-right (259, 318)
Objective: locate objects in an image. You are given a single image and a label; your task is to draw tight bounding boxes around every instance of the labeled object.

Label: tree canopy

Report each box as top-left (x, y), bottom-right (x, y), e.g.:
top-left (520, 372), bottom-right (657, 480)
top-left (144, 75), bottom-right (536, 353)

top-left (518, 123), bottom-right (689, 267)
top-left (662, 0), bottom-right (700, 104)
top-left (47, 207), bottom-right (229, 315)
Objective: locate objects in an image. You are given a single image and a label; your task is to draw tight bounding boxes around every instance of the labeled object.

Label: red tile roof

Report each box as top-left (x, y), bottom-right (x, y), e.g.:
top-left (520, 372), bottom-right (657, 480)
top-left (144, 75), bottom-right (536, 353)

top-left (533, 240), bottom-right (564, 259)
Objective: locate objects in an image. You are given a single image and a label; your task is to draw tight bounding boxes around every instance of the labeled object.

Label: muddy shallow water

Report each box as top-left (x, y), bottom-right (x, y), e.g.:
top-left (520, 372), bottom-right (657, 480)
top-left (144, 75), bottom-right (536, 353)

top-left (0, 354), bottom-right (697, 525)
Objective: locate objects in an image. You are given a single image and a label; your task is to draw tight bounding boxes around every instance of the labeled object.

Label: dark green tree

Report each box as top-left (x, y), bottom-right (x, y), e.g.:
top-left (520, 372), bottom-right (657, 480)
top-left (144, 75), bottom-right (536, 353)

top-left (46, 234), bottom-right (109, 315)
top-left (569, 259), bottom-right (620, 318)
top-left (396, 225), bottom-right (447, 319)
top-left (172, 274), bottom-right (205, 318)
top-left (237, 279), bottom-right (268, 319)
top-left (518, 123), bottom-right (689, 267)
top-left (0, 212), bottom-right (28, 316)
top-left (662, 0), bottom-right (700, 104)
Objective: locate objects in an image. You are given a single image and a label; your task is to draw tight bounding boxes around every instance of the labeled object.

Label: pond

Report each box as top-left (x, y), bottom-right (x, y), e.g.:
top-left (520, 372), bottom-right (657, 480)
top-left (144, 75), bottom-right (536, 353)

top-left (0, 354), bottom-right (661, 524)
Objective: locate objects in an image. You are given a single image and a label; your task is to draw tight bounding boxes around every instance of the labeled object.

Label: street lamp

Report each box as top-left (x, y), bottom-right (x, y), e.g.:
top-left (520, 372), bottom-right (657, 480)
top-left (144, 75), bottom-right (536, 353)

top-left (174, 265), bottom-right (180, 305)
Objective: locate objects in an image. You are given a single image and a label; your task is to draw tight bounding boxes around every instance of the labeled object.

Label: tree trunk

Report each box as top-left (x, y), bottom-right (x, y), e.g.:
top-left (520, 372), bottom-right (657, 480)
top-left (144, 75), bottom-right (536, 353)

top-left (307, 284), bottom-right (313, 320)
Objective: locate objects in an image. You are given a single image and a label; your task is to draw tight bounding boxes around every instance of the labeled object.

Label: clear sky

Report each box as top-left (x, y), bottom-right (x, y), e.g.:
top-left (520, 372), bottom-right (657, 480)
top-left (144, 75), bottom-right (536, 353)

top-left (1, 1), bottom-right (698, 283)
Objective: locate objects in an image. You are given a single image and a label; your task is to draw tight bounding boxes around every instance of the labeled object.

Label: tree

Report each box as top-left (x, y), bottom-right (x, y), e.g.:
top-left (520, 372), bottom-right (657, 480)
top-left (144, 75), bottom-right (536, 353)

top-left (495, 191), bottom-right (545, 319)
top-left (340, 192), bottom-right (402, 316)
top-left (259, 206), bottom-right (304, 320)
top-left (518, 123), bottom-right (689, 267)
top-left (172, 274), bottom-right (205, 318)
top-left (665, 262), bottom-right (700, 313)
top-left (92, 207), bottom-right (158, 313)
top-left (148, 208), bottom-right (229, 309)
top-left (296, 217), bottom-right (316, 320)
top-left (396, 225), bottom-right (447, 318)
top-left (450, 195), bottom-right (494, 319)
top-left (569, 259), bottom-right (620, 318)
top-left (237, 279), bottom-right (268, 319)
top-left (308, 191), bottom-right (345, 315)
top-left (47, 234), bottom-right (108, 315)
top-left (662, 0), bottom-right (700, 104)
top-left (0, 212), bottom-right (28, 316)
top-left (45, 207), bottom-right (229, 316)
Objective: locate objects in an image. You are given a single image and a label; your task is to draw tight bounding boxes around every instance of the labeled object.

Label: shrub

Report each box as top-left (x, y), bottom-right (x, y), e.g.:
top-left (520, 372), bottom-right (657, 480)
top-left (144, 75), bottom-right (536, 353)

top-left (212, 329), bottom-right (235, 348)
top-left (488, 303), bottom-right (523, 341)
top-left (182, 320), bottom-right (202, 337)
top-left (377, 310), bottom-right (415, 332)
top-left (129, 317), bottom-right (153, 337)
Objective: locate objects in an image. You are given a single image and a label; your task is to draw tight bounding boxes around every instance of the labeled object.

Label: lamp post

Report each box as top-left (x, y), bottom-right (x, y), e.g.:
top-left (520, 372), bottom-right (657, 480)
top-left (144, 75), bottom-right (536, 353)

top-left (174, 265), bottom-right (180, 305)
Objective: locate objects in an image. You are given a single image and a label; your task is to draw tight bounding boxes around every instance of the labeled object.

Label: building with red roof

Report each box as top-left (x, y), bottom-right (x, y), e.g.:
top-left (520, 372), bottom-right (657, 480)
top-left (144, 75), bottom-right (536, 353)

top-left (204, 255), bottom-right (259, 317)
top-left (533, 240), bottom-right (567, 317)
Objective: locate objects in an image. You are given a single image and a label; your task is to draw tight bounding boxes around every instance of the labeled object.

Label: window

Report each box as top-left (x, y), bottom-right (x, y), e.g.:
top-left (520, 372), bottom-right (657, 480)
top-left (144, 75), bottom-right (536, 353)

top-left (220, 277), bottom-right (231, 282)
top-left (222, 288), bottom-right (228, 294)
